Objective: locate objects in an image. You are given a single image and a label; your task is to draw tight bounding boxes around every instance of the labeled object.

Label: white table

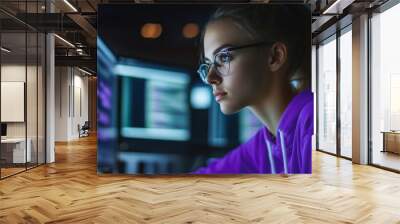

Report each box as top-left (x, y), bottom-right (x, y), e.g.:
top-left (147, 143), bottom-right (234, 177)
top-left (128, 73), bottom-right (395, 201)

top-left (1, 138), bottom-right (31, 163)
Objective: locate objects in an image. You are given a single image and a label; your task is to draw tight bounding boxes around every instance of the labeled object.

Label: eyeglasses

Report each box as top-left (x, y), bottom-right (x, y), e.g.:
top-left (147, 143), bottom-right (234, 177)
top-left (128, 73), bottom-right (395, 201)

top-left (197, 41), bottom-right (272, 84)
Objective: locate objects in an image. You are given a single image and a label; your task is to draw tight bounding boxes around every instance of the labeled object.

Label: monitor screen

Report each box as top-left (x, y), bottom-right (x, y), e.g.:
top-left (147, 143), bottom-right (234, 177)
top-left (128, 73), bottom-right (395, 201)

top-left (116, 60), bottom-right (190, 142)
top-left (1, 123), bottom-right (7, 137)
top-left (97, 37), bottom-right (119, 173)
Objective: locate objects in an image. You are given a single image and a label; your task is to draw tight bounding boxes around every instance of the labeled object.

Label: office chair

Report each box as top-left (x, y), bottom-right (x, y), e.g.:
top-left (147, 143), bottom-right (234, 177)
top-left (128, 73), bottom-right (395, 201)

top-left (78, 121), bottom-right (90, 138)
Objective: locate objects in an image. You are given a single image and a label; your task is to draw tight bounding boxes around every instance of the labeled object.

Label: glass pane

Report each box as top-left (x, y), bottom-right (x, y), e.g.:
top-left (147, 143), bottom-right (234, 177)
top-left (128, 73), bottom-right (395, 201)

top-left (371, 3), bottom-right (400, 171)
top-left (27, 31), bottom-right (38, 169)
top-left (1, 31), bottom-right (27, 177)
top-left (340, 29), bottom-right (352, 158)
top-left (38, 32), bottom-right (45, 165)
top-left (317, 36), bottom-right (337, 154)
top-left (26, 0), bottom-right (39, 169)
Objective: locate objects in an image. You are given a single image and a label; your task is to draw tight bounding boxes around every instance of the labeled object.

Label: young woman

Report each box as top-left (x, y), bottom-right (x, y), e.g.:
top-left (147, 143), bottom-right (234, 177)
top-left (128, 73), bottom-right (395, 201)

top-left (192, 5), bottom-right (313, 174)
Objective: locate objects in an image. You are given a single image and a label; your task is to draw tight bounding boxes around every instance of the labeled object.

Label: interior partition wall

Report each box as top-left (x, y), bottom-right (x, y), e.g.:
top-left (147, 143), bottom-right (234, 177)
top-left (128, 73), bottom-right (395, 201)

top-left (0, 1), bottom-right (46, 179)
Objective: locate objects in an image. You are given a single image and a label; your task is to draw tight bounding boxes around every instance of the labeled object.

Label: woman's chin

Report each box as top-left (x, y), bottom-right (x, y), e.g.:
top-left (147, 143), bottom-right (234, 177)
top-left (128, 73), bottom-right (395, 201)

top-left (219, 102), bottom-right (241, 115)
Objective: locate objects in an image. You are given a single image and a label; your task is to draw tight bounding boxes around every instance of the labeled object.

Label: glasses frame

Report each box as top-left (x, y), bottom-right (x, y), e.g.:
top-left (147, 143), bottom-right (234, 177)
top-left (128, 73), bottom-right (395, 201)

top-left (197, 41), bottom-right (273, 84)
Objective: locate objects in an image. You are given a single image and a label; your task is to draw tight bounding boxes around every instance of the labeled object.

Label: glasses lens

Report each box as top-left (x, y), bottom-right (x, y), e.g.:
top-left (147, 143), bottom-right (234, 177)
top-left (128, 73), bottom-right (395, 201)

top-left (216, 62), bottom-right (230, 77)
top-left (215, 52), bottom-right (231, 76)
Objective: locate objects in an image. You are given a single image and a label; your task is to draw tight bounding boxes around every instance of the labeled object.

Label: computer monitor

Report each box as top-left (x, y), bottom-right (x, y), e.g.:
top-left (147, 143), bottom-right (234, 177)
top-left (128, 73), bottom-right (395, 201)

top-left (1, 123), bottom-right (7, 137)
top-left (116, 59), bottom-right (191, 146)
top-left (112, 60), bottom-right (193, 174)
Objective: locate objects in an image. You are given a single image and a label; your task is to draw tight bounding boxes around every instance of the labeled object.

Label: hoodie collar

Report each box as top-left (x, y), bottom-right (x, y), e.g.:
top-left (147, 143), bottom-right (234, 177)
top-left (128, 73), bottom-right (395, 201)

top-left (263, 89), bottom-right (313, 143)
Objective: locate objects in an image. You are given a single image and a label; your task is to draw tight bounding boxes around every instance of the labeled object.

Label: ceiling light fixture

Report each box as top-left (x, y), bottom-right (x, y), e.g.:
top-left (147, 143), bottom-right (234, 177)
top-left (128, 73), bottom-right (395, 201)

top-left (78, 67), bottom-right (93, 76)
top-left (54, 34), bottom-right (75, 48)
top-left (1, 47), bottom-right (11, 53)
top-left (63, 0), bottom-right (78, 12)
top-left (322, 0), bottom-right (354, 15)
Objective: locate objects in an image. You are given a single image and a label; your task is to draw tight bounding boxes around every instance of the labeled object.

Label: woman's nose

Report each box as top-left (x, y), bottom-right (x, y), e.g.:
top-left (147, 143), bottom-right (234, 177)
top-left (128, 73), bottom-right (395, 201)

top-left (206, 66), bottom-right (222, 85)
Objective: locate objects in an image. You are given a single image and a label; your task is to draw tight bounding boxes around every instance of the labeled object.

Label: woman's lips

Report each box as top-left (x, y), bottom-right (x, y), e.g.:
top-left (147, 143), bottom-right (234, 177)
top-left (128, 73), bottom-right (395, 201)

top-left (214, 92), bottom-right (227, 102)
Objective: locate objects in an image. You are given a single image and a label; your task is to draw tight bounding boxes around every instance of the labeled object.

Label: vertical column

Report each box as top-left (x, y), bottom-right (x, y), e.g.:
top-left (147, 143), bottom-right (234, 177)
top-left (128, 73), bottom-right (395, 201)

top-left (352, 14), bottom-right (369, 164)
top-left (46, 0), bottom-right (55, 163)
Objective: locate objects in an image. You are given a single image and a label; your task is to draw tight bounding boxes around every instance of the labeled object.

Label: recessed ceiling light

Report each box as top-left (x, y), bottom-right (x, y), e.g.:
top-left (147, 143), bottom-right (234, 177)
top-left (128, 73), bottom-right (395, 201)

top-left (182, 23), bottom-right (199, 39)
top-left (141, 23), bottom-right (162, 39)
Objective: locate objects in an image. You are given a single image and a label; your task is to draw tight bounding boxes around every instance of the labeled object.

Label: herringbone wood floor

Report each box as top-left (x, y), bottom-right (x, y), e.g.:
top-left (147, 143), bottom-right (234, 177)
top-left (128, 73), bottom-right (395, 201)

top-left (1, 134), bottom-right (400, 224)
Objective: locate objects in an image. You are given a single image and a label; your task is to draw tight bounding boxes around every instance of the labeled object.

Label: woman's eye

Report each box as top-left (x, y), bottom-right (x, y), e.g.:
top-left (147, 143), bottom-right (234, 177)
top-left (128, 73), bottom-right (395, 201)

top-left (216, 52), bottom-right (232, 64)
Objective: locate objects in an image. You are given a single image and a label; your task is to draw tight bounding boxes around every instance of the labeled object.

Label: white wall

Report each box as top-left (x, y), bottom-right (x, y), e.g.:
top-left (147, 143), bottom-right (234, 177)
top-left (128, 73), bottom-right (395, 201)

top-left (72, 72), bottom-right (89, 138)
top-left (1, 63), bottom-right (46, 164)
top-left (1, 64), bottom-right (26, 81)
top-left (55, 66), bottom-right (89, 141)
top-left (1, 65), bottom-right (34, 138)
top-left (55, 66), bottom-right (69, 141)
top-left (1, 65), bottom-right (26, 141)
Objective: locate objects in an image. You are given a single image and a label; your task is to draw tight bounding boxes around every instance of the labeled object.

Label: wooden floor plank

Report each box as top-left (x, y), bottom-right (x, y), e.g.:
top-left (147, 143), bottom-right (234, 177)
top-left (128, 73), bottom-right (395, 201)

top-left (0, 134), bottom-right (400, 223)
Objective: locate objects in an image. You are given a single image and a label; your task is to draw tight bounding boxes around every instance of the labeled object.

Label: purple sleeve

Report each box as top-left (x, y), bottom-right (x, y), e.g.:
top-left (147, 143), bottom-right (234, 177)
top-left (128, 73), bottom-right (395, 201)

top-left (300, 132), bottom-right (312, 173)
top-left (299, 101), bottom-right (313, 173)
top-left (191, 130), bottom-right (264, 174)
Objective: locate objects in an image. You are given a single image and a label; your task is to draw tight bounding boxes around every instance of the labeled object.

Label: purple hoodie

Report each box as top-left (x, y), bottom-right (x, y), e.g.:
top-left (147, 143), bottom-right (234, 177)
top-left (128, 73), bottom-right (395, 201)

top-left (193, 90), bottom-right (313, 174)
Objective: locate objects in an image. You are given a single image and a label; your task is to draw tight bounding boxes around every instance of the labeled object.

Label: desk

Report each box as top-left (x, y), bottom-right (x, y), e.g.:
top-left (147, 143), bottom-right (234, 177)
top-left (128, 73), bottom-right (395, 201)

top-left (381, 131), bottom-right (400, 154)
top-left (1, 138), bottom-right (31, 163)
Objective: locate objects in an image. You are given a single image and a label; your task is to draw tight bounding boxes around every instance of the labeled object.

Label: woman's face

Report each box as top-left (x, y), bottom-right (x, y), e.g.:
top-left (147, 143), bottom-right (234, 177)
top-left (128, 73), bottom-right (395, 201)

top-left (203, 18), bottom-right (271, 114)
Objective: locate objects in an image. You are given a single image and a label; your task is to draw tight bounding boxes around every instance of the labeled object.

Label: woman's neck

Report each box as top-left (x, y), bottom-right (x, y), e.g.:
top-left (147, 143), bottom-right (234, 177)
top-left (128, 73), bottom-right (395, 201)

top-left (249, 84), bottom-right (295, 137)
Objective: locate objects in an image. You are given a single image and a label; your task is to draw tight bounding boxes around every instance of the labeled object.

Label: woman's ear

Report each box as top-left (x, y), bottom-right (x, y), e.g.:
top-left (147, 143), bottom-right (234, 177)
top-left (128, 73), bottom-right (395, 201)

top-left (267, 42), bottom-right (288, 72)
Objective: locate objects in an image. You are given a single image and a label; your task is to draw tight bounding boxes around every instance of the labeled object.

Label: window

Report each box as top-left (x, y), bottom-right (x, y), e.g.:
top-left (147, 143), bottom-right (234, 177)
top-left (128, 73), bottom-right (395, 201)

top-left (370, 2), bottom-right (400, 171)
top-left (339, 27), bottom-right (352, 158)
top-left (317, 35), bottom-right (337, 154)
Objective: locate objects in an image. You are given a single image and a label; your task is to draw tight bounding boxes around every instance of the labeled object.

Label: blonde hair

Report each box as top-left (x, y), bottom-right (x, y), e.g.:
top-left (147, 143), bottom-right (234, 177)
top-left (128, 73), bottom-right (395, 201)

top-left (200, 5), bottom-right (311, 90)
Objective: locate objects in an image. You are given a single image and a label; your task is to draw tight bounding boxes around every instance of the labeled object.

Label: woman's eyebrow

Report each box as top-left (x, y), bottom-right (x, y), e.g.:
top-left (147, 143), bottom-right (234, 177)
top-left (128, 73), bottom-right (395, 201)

top-left (203, 44), bottom-right (234, 62)
top-left (212, 44), bottom-right (233, 56)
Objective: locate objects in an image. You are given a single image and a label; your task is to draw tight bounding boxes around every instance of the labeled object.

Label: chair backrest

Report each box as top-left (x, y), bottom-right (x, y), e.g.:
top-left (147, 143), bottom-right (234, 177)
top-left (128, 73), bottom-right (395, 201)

top-left (82, 121), bottom-right (90, 129)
